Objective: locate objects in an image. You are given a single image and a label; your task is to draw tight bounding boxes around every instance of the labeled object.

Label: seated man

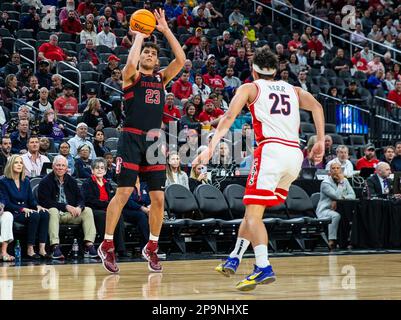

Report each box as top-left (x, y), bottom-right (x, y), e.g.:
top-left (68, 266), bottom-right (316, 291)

top-left (356, 144), bottom-right (379, 170)
top-left (325, 145), bottom-right (355, 177)
top-left (37, 155), bottom-right (98, 259)
top-left (365, 162), bottom-right (399, 199)
top-left (316, 162), bottom-right (356, 251)
top-left (21, 136), bottom-right (50, 177)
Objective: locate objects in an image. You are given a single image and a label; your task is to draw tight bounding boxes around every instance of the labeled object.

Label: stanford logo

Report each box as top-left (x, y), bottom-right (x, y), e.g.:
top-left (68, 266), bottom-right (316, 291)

top-left (115, 157), bottom-right (123, 174)
top-left (249, 159), bottom-right (258, 186)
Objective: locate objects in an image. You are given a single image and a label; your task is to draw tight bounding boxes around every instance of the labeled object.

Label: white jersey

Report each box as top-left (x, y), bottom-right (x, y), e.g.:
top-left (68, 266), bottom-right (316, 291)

top-left (248, 79), bottom-right (300, 148)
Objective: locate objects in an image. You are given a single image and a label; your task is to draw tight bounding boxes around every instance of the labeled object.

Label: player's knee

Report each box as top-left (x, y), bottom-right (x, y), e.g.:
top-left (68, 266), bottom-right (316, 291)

top-left (150, 194), bottom-right (164, 209)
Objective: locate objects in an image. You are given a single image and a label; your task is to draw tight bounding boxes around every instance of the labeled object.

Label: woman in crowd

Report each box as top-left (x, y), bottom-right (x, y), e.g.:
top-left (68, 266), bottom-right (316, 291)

top-left (192, 74), bottom-right (211, 103)
top-left (104, 68), bottom-right (123, 102)
top-left (58, 141), bottom-right (75, 176)
top-left (82, 97), bottom-right (110, 131)
top-left (316, 162), bottom-right (356, 251)
top-left (190, 94), bottom-right (204, 118)
top-left (0, 155), bottom-right (49, 259)
top-left (165, 151), bottom-right (189, 189)
top-left (81, 158), bottom-right (127, 256)
top-left (93, 129), bottom-right (110, 157)
top-left (189, 163), bottom-right (210, 192)
top-left (107, 100), bottom-right (124, 129)
top-left (39, 109), bottom-right (65, 146)
top-left (180, 102), bottom-right (201, 131)
top-left (80, 20), bottom-right (98, 45)
top-left (307, 49), bottom-right (323, 70)
top-left (74, 144), bottom-right (92, 179)
top-left (1, 74), bottom-right (24, 111)
top-left (39, 137), bottom-right (52, 157)
top-left (0, 201), bottom-right (14, 261)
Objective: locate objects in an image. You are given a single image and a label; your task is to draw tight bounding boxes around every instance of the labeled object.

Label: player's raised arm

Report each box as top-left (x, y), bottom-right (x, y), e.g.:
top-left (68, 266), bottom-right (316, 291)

top-left (295, 86), bottom-right (325, 162)
top-left (122, 31), bottom-right (149, 85)
top-left (193, 83), bottom-right (256, 165)
top-left (154, 9), bottom-right (186, 85)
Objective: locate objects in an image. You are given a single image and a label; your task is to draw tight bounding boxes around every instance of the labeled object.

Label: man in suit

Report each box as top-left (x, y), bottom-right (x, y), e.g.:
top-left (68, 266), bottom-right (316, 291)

top-left (365, 162), bottom-right (400, 198)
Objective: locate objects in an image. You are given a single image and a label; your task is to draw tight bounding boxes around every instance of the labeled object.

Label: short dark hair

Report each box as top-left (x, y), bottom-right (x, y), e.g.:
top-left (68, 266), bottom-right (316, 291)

top-left (0, 135), bottom-right (11, 144)
top-left (253, 47), bottom-right (278, 79)
top-left (141, 42), bottom-right (160, 55)
top-left (395, 141), bottom-right (401, 148)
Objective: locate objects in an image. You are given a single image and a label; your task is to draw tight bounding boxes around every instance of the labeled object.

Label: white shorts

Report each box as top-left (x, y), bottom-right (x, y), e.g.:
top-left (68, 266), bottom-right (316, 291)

top-left (243, 139), bottom-right (303, 207)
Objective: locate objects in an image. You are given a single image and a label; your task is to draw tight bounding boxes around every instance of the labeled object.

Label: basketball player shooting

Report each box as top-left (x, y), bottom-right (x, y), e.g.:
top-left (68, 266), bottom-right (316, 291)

top-left (98, 9), bottom-right (185, 274)
top-left (193, 48), bottom-right (325, 291)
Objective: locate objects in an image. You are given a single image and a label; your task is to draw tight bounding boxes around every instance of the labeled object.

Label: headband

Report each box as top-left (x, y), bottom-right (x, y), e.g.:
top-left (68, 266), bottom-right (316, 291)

top-left (252, 64), bottom-right (276, 75)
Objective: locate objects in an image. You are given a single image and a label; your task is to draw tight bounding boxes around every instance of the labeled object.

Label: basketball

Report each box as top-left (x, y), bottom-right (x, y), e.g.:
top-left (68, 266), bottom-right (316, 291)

top-left (129, 9), bottom-right (156, 35)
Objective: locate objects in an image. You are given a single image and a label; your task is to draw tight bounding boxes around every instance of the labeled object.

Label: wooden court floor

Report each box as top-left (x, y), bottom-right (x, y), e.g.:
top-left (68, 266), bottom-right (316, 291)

top-left (1, 254), bottom-right (401, 300)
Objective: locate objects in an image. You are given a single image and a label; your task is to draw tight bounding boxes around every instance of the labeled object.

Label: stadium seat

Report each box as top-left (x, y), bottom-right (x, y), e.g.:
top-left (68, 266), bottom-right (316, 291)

top-left (325, 123), bottom-right (337, 134)
top-left (104, 138), bottom-right (118, 150)
top-left (103, 127), bottom-right (120, 139)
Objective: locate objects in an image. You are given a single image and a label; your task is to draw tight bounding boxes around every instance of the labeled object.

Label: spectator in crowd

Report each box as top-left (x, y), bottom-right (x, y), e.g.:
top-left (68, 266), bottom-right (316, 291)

top-left (210, 36), bottom-right (229, 67)
top-left (32, 87), bottom-right (53, 114)
top-left (93, 130), bottom-right (110, 158)
top-left (368, 55), bottom-right (385, 75)
top-left (366, 69), bottom-right (385, 96)
top-left (123, 177), bottom-right (150, 250)
top-left (20, 6), bottom-right (41, 34)
top-left (172, 71), bottom-right (193, 102)
top-left (179, 129), bottom-right (200, 166)
top-left (316, 161), bottom-right (356, 251)
top-left (190, 93), bottom-right (204, 118)
top-left (343, 81), bottom-right (362, 104)
top-left (249, 5), bottom-right (268, 31)
top-left (351, 49), bottom-right (369, 74)
top-left (82, 98), bottom-right (110, 131)
top-left (182, 27), bottom-right (203, 52)
top-left (351, 23), bottom-right (368, 46)
top-left (301, 25), bottom-right (313, 43)
top-left (107, 100), bottom-right (124, 129)
top-left (58, 142), bottom-right (75, 176)
top-left (61, 9), bottom-right (83, 39)
top-left (54, 83), bottom-right (79, 120)
top-left (203, 65), bottom-right (225, 90)
top-left (0, 103), bottom-right (11, 130)
top-left (229, 6), bottom-right (245, 26)
top-left (192, 1), bottom-right (210, 18)
top-left (288, 54), bottom-right (301, 78)
top-left (193, 7), bottom-right (211, 30)
top-left (387, 80), bottom-right (401, 107)
top-left (39, 109), bottom-right (65, 145)
top-left (382, 19), bottom-right (398, 37)
top-left (39, 137), bottom-right (52, 157)
top-left (102, 5), bottom-right (120, 29)
top-left (361, 46), bottom-right (374, 62)
top-left (366, 162), bottom-right (397, 199)
top-left (192, 73), bottom-right (211, 103)
top-left (37, 155), bottom-right (97, 260)
top-left (383, 53), bottom-right (394, 73)
top-left (182, 59), bottom-right (195, 84)
top-left (79, 87), bottom-right (98, 113)
top-left (102, 55), bottom-right (121, 81)
top-left (198, 98), bottom-right (224, 128)
top-left (324, 135), bottom-right (336, 165)
top-left (287, 31), bottom-right (302, 53)
top-left (97, 22), bottom-right (117, 50)
top-left (223, 67), bottom-right (241, 99)
top-left (78, 39), bottom-right (100, 68)
top-left (164, 0), bottom-right (176, 21)
top-left (74, 144), bottom-right (93, 179)
top-left (331, 48), bottom-right (352, 74)
top-left (0, 201), bottom-right (14, 262)
top-left (16, 63), bottom-right (33, 89)
top-left (0, 12), bottom-right (15, 36)
top-left (193, 37), bottom-right (210, 63)
top-left (10, 119), bottom-right (30, 154)
top-left (174, 0), bottom-right (186, 18)
top-left (162, 93), bottom-right (181, 127)
top-left (82, 158), bottom-right (127, 256)
top-left (0, 155), bottom-right (50, 259)
top-left (24, 76), bottom-right (39, 102)
top-left (35, 60), bottom-right (53, 90)
top-left (356, 144), bottom-right (380, 170)
top-left (80, 20), bottom-right (98, 45)
top-left (307, 31), bottom-right (324, 58)
top-left (1, 74), bottom-right (24, 111)
top-left (68, 122), bottom-right (96, 160)
top-left (103, 152), bottom-right (116, 181)
top-left (3, 52), bottom-right (21, 77)
top-left (38, 35), bottom-right (77, 65)
top-left (49, 74), bottom-right (64, 102)
top-left (367, 24), bottom-right (384, 42)
top-left (177, 6), bottom-right (193, 30)
top-left (325, 145), bottom-right (355, 177)
top-left (77, 0), bottom-right (98, 17)
top-left (166, 151), bottom-right (189, 189)
top-left (361, 10), bottom-right (373, 34)
top-left (180, 102), bottom-right (201, 131)
top-left (104, 68), bottom-right (123, 101)
top-left (0, 136), bottom-right (12, 174)
top-left (189, 163), bottom-right (210, 192)
top-left (59, 0), bottom-right (80, 22)
top-left (21, 136), bottom-right (50, 178)
top-left (318, 27), bottom-right (333, 52)
top-left (382, 145), bottom-right (395, 166)
top-left (391, 141), bottom-right (401, 172)
top-left (4, 105), bottom-right (37, 137)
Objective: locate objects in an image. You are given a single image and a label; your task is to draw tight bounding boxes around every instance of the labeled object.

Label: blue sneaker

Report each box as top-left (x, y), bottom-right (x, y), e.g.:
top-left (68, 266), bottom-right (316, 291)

top-left (236, 264), bottom-right (276, 291)
top-left (84, 244), bottom-right (98, 258)
top-left (215, 257), bottom-right (240, 277)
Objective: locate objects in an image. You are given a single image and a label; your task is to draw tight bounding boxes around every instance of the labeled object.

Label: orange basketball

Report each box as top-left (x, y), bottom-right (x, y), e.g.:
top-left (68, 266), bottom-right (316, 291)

top-left (129, 9), bottom-right (156, 35)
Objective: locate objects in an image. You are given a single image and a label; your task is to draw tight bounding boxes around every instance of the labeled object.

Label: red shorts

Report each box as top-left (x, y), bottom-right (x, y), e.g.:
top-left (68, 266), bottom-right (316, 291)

top-left (243, 139), bottom-right (303, 207)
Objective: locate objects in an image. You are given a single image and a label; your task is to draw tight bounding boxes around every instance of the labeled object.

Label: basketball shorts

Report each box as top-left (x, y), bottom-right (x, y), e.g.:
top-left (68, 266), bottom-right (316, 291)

top-left (243, 139), bottom-right (303, 207)
top-left (115, 127), bottom-right (166, 191)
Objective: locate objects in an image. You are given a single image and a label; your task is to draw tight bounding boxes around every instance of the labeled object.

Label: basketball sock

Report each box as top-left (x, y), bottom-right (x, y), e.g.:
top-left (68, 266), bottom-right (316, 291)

top-left (102, 235), bottom-right (114, 250)
top-left (229, 237), bottom-right (250, 261)
top-left (254, 244), bottom-right (270, 268)
top-left (147, 233), bottom-right (159, 252)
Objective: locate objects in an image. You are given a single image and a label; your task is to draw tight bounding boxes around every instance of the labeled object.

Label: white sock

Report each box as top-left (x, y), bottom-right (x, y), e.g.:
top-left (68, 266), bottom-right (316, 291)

top-left (149, 233), bottom-right (159, 242)
top-left (104, 234), bottom-right (113, 240)
top-left (254, 244), bottom-right (270, 268)
top-left (229, 237), bottom-right (250, 261)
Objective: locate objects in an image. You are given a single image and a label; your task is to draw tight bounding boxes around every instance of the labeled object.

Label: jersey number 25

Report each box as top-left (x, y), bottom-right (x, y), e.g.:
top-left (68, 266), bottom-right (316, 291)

top-left (269, 93), bottom-right (291, 116)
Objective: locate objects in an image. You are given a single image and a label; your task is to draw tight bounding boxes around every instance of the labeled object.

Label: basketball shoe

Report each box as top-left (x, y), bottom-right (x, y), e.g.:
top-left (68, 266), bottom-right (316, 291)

top-left (215, 257), bottom-right (240, 277)
top-left (98, 241), bottom-right (120, 274)
top-left (236, 264), bottom-right (276, 291)
top-left (142, 245), bottom-right (163, 272)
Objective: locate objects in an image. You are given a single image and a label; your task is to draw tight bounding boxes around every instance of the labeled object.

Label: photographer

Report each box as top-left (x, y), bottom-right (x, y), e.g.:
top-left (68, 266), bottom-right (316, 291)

top-left (189, 163), bottom-right (211, 192)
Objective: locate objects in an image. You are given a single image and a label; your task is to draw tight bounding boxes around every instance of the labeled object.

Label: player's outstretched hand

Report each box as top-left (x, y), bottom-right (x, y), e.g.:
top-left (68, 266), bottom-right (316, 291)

top-left (310, 140), bottom-right (325, 164)
top-left (154, 8), bottom-right (168, 33)
top-left (192, 148), bottom-right (213, 167)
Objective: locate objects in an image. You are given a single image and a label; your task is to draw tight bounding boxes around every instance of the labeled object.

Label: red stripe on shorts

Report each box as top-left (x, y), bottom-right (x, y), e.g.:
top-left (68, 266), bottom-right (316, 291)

top-left (139, 165), bottom-right (166, 172)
